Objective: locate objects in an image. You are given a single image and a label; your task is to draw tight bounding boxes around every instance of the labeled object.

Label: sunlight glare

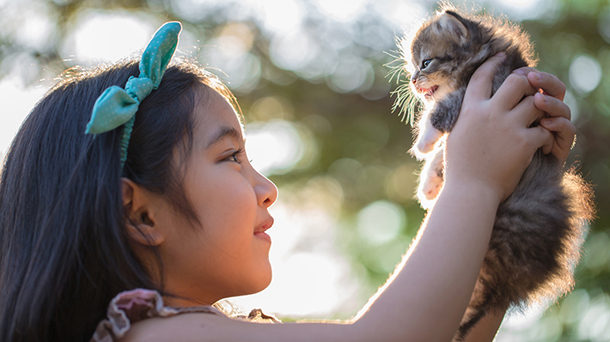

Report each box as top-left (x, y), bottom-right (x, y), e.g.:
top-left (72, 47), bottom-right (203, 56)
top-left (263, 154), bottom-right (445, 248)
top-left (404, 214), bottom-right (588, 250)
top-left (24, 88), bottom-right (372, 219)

top-left (374, 0), bottom-right (425, 28)
top-left (245, 120), bottom-right (303, 175)
top-left (229, 202), bottom-right (360, 318)
top-left (63, 12), bottom-right (154, 63)
top-left (12, 2), bottom-right (56, 51)
top-left (313, 0), bottom-right (367, 22)
top-left (258, 0), bottom-right (304, 35)
top-left (0, 76), bottom-right (49, 159)
top-left (269, 31), bottom-right (320, 72)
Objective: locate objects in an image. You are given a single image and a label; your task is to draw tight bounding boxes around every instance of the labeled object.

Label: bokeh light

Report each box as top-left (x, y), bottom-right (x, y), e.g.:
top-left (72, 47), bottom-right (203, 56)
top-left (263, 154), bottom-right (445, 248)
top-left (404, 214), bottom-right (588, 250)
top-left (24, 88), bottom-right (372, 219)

top-left (62, 11), bottom-right (155, 64)
top-left (269, 31), bottom-right (321, 72)
top-left (326, 56), bottom-right (374, 94)
top-left (491, 0), bottom-right (557, 21)
top-left (578, 293), bottom-right (610, 340)
top-left (356, 200), bottom-right (406, 245)
top-left (0, 77), bottom-right (48, 158)
top-left (257, 0), bottom-right (304, 35)
top-left (569, 54), bottom-right (603, 95)
top-left (312, 0), bottom-right (367, 22)
top-left (245, 120), bottom-right (305, 175)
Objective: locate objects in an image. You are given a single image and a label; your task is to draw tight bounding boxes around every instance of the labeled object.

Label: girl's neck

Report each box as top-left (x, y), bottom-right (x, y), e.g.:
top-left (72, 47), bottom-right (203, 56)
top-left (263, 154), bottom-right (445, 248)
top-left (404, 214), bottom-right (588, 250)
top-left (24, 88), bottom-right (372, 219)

top-left (163, 295), bottom-right (214, 308)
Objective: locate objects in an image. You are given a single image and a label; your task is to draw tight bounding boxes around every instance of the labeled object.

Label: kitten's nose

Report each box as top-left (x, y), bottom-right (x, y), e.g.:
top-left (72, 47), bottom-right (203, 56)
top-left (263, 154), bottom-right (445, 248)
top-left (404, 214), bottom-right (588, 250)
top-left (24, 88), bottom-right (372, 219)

top-left (411, 76), bottom-right (417, 84)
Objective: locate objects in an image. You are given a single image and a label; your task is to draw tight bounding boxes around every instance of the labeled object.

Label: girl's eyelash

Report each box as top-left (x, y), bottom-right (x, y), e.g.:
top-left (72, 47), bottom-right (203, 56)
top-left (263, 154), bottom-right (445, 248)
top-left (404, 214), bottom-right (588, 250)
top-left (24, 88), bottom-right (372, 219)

top-left (227, 148), bottom-right (245, 163)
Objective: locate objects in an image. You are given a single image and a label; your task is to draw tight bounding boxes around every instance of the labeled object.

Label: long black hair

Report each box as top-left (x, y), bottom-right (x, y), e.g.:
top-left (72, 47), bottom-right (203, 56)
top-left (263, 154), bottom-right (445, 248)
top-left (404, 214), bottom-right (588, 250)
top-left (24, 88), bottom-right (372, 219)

top-left (0, 59), bottom-right (235, 341)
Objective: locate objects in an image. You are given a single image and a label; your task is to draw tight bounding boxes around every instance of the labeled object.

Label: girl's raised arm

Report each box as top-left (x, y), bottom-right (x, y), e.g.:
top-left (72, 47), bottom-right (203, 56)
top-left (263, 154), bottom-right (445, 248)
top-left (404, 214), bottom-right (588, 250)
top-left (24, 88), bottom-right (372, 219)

top-left (120, 54), bottom-right (568, 342)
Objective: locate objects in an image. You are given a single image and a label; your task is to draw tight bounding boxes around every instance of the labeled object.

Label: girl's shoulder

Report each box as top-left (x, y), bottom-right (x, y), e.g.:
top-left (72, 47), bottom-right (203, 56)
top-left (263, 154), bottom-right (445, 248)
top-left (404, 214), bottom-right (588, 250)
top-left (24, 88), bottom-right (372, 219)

top-left (91, 289), bottom-right (280, 342)
top-left (90, 289), bottom-right (226, 342)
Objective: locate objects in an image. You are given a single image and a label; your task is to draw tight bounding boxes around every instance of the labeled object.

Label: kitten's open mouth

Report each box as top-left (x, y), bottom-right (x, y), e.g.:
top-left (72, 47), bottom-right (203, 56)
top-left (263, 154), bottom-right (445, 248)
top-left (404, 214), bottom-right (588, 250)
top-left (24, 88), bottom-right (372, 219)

top-left (422, 85), bottom-right (439, 99)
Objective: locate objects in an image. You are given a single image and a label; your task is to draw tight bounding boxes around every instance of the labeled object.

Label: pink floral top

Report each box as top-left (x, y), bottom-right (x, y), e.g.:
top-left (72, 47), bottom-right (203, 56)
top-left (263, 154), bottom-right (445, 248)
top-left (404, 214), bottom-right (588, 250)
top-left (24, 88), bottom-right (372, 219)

top-left (90, 289), bottom-right (279, 342)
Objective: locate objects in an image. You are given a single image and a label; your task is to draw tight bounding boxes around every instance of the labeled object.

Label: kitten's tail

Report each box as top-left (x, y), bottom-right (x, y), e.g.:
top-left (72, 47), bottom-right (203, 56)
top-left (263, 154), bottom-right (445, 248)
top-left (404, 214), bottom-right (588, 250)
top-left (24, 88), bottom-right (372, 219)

top-left (452, 295), bottom-right (493, 342)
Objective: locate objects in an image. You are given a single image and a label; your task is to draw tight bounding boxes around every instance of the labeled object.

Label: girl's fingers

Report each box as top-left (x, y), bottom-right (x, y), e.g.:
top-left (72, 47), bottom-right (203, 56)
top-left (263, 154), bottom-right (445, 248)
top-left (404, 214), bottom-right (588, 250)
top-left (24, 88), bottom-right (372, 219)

top-left (540, 117), bottom-right (576, 157)
top-left (530, 125), bottom-right (555, 155)
top-left (526, 71), bottom-right (566, 101)
top-left (512, 66), bottom-right (537, 76)
top-left (534, 92), bottom-right (571, 120)
top-left (511, 95), bottom-right (547, 127)
top-left (492, 74), bottom-right (538, 110)
top-left (465, 53), bottom-right (507, 102)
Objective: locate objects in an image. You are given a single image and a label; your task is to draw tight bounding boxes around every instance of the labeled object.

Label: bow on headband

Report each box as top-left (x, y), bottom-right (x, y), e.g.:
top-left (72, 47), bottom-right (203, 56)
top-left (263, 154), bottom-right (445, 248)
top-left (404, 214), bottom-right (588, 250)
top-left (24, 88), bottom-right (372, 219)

top-left (85, 21), bottom-right (182, 167)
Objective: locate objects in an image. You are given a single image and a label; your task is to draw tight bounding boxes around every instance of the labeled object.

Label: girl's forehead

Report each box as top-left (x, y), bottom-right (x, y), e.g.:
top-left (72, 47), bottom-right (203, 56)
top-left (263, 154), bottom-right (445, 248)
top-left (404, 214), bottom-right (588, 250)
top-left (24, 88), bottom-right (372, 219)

top-left (193, 89), bottom-right (244, 140)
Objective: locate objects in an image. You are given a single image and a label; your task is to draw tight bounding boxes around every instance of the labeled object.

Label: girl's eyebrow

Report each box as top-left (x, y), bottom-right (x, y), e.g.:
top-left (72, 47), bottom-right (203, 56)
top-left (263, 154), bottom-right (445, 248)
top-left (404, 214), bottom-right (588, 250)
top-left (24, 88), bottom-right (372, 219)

top-left (205, 126), bottom-right (243, 148)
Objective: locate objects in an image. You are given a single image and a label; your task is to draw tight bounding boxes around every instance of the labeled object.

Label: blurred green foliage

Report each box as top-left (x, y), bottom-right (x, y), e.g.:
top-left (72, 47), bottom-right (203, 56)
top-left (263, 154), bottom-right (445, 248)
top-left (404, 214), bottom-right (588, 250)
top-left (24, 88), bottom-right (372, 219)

top-left (1, 0), bottom-right (609, 340)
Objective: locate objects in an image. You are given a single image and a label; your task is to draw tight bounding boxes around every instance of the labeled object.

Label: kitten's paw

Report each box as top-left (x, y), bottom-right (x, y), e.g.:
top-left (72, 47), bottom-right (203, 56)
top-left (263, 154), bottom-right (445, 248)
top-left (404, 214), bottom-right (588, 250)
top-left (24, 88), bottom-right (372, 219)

top-left (416, 146), bottom-right (445, 209)
top-left (418, 172), bottom-right (443, 201)
top-left (414, 126), bottom-right (443, 155)
top-left (416, 140), bottom-right (435, 155)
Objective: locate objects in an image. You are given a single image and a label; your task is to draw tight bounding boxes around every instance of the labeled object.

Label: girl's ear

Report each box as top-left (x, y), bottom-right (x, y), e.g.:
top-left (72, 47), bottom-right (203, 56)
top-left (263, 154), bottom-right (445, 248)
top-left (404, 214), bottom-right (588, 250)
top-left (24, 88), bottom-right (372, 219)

top-left (121, 178), bottom-right (166, 247)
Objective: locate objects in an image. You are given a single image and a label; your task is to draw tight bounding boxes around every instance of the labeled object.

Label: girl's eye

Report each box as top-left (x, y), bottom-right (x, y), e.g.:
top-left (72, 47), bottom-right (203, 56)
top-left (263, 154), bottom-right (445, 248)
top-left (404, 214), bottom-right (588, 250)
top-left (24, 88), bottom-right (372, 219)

top-left (422, 59), bottom-right (432, 69)
top-left (225, 148), bottom-right (244, 164)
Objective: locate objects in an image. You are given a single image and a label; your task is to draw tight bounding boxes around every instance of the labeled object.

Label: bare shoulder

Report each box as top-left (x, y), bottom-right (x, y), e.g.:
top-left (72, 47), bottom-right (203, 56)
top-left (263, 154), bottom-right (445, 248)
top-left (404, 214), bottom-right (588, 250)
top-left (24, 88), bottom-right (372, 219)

top-left (118, 313), bottom-right (230, 342)
top-left (118, 312), bottom-right (359, 342)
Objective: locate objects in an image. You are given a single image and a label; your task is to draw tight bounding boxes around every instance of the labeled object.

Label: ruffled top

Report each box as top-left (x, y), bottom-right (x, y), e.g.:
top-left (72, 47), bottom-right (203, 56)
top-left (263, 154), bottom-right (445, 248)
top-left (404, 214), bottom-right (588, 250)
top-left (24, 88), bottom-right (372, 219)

top-left (91, 289), bottom-right (279, 342)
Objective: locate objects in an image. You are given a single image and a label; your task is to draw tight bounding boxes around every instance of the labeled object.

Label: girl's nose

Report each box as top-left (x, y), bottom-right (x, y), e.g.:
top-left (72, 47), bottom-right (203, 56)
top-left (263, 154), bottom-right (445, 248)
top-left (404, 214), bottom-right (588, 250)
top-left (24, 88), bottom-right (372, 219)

top-left (255, 171), bottom-right (278, 208)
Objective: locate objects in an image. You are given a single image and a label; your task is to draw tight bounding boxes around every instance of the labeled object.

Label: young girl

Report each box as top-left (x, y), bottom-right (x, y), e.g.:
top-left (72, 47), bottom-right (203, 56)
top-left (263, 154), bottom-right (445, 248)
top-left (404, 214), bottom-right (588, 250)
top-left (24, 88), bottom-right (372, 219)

top-left (0, 22), bottom-right (575, 342)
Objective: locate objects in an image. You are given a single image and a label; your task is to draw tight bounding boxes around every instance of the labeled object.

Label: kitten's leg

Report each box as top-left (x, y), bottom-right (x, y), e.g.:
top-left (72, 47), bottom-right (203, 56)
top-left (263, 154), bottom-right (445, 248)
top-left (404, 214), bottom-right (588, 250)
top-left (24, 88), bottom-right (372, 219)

top-left (412, 111), bottom-right (444, 158)
top-left (417, 144), bottom-right (445, 208)
top-left (412, 88), bottom-right (465, 158)
top-left (429, 87), bottom-right (467, 133)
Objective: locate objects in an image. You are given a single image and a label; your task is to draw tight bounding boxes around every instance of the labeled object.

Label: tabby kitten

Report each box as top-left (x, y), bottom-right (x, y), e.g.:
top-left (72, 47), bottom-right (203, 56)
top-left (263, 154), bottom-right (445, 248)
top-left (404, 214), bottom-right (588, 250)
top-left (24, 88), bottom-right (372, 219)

top-left (397, 8), bottom-right (595, 342)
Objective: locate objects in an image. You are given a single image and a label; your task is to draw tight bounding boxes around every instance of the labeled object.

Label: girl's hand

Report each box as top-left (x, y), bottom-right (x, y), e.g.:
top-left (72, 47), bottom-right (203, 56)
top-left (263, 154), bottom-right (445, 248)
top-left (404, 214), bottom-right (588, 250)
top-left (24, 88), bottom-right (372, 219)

top-left (444, 53), bottom-right (554, 202)
top-left (513, 68), bottom-right (575, 165)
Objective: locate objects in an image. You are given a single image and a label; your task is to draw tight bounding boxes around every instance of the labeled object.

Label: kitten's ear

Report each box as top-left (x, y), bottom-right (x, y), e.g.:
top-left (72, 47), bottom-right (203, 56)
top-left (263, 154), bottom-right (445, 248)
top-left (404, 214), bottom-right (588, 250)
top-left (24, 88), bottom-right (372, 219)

top-left (436, 11), bottom-right (469, 44)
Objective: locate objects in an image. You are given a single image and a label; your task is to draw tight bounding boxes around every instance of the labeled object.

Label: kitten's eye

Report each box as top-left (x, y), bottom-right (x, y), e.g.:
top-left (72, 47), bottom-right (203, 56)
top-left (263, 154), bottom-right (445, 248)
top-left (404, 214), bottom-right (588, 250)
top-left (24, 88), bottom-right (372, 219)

top-left (422, 59), bottom-right (432, 69)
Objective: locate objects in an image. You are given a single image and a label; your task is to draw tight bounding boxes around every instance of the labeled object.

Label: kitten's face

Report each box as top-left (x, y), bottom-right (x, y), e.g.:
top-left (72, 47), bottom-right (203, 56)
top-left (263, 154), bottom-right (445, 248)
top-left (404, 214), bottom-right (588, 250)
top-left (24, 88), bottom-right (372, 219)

top-left (407, 12), bottom-right (469, 104)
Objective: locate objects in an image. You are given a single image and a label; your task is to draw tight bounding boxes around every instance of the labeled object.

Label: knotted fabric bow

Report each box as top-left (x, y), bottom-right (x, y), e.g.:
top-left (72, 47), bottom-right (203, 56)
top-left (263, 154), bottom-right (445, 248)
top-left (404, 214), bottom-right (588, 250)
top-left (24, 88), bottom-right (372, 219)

top-left (85, 22), bottom-right (182, 167)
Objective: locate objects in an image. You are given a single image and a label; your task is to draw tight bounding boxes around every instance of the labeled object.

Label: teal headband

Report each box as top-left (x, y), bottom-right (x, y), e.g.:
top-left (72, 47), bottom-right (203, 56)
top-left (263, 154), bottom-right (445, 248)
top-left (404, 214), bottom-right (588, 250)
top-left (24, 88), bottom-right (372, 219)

top-left (85, 22), bottom-right (182, 167)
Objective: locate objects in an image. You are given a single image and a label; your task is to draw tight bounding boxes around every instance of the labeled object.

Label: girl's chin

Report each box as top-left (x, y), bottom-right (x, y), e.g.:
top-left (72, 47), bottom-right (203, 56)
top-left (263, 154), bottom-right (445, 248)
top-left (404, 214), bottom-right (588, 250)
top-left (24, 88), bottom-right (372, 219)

top-left (249, 263), bottom-right (273, 294)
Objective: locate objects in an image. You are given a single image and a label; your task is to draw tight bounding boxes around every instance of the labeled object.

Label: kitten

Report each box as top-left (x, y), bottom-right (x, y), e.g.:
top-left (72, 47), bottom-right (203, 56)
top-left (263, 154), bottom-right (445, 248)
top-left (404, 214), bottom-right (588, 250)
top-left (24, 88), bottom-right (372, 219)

top-left (396, 7), bottom-right (595, 342)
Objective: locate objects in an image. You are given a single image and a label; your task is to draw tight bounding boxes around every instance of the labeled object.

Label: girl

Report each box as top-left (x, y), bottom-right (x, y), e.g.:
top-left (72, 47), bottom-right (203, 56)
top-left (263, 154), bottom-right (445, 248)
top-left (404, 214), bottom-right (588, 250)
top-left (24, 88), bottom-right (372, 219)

top-left (0, 22), bottom-right (575, 342)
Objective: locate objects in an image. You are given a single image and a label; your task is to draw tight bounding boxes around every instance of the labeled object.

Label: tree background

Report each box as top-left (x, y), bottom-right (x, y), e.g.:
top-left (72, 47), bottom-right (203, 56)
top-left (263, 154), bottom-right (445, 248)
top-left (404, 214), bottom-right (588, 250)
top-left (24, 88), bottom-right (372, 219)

top-left (1, 0), bottom-right (608, 340)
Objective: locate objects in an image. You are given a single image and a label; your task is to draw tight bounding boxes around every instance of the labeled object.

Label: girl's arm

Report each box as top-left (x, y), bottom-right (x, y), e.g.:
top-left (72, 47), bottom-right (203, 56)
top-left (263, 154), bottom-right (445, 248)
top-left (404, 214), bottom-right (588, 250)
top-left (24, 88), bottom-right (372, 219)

top-left (120, 55), bottom-right (571, 342)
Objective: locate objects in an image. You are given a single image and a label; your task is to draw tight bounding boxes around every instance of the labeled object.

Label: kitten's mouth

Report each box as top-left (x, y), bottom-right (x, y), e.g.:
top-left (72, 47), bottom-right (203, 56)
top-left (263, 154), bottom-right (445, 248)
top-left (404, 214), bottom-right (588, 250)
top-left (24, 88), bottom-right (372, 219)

top-left (421, 85), bottom-right (439, 99)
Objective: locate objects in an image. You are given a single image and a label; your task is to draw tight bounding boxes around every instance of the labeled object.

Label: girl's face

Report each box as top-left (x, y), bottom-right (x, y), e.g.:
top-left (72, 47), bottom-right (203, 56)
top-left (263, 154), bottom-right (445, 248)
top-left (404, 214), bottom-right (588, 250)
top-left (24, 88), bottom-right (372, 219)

top-left (158, 88), bottom-right (278, 306)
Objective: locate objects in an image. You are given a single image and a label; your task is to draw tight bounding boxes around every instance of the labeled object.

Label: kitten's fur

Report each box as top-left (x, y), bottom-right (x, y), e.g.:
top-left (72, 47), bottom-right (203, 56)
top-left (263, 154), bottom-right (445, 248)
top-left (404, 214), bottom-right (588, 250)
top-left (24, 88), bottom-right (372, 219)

top-left (396, 6), bottom-right (595, 342)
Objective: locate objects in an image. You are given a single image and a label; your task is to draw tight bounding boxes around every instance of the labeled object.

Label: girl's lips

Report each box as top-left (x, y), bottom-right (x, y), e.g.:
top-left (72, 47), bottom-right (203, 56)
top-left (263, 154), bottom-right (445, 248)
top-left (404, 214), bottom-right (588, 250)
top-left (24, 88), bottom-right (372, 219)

top-left (254, 217), bottom-right (273, 243)
top-left (254, 217), bottom-right (274, 234)
top-left (254, 231), bottom-right (272, 243)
